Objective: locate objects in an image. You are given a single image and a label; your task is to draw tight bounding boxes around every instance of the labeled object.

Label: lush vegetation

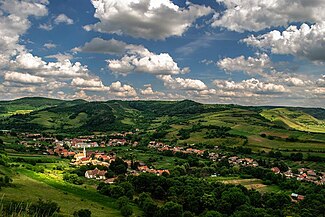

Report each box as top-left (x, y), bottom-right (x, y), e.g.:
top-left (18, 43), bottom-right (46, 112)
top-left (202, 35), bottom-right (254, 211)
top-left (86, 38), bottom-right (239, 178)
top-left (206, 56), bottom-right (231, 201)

top-left (0, 97), bottom-right (324, 216)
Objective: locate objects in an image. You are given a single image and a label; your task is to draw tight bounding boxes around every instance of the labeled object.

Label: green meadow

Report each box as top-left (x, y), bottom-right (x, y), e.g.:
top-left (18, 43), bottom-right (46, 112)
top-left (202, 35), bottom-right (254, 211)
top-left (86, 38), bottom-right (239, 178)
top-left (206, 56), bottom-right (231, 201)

top-left (0, 166), bottom-right (142, 217)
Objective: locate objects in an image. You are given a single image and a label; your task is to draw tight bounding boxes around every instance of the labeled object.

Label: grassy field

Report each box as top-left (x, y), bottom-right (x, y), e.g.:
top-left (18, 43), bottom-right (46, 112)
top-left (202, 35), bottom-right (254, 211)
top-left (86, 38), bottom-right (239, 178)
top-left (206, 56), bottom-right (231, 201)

top-left (0, 109), bottom-right (33, 118)
top-left (207, 176), bottom-right (283, 193)
top-left (86, 146), bottom-right (181, 170)
top-left (261, 108), bottom-right (325, 133)
top-left (247, 135), bottom-right (325, 152)
top-left (149, 107), bottom-right (325, 157)
top-left (30, 111), bottom-right (87, 130)
top-left (0, 167), bottom-right (142, 217)
top-left (158, 109), bottom-right (325, 155)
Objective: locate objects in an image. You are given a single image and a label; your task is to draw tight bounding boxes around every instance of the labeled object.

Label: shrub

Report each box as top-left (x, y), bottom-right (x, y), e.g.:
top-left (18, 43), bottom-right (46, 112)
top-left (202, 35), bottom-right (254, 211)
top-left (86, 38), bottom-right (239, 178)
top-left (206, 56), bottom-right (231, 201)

top-left (120, 205), bottom-right (133, 217)
top-left (73, 209), bottom-right (91, 217)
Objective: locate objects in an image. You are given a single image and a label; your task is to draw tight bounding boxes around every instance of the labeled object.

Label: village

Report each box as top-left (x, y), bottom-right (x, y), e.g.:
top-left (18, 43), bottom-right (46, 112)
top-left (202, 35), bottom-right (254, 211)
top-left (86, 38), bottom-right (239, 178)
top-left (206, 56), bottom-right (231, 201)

top-left (10, 132), bottom-right (325, 187)
top-left (1, 128), bottom-right (325, 216)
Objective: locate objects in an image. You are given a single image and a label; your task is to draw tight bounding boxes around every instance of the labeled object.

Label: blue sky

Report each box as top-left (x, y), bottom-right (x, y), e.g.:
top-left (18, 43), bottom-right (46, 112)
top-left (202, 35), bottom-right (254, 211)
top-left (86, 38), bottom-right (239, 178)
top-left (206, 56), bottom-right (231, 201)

top-left (0, 0), bottom-right (324, 107)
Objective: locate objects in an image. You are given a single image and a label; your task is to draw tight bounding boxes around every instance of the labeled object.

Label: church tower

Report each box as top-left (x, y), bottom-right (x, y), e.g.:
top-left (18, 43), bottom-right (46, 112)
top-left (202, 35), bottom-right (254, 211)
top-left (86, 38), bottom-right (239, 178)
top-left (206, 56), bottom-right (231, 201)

top-left (83, 146), bottom-right (86, 158)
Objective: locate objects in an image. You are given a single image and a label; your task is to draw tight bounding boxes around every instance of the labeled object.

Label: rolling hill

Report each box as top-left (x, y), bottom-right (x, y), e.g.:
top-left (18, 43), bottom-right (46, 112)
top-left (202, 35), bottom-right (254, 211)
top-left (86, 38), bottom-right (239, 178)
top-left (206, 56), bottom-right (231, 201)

top-left (0, 97), bottom-right (86, 118)
top-left (0, 97), bottom-right (324, 156)
top-left (0, 97), bottom-right (324, 135)
top-left (261, 108), bottom-right (325, 133)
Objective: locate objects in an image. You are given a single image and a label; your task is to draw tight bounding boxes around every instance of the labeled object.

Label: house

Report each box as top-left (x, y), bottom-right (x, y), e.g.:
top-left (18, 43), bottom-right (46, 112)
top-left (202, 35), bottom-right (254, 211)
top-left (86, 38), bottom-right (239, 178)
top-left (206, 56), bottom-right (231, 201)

top-left (124, 160), bottom-right (132, 168)
top-left (105, 177), bottom-right (117, 184)
top-left (26, 133), bottom-right (41, 138)
top-left (271, 167), bottom-right (281, 174)
top-left (91, 159), bottom-right (109, 167)
top-left (81, 157), bottom-right (91, 162)
top-left (298, 168), bottom-right (305, 174)
top-left (63, 151), bottom-right (75, 157)
top-left (156, 169), bottom-right (170, 176)
top-left (291, 193), bottom-right (305, 202)
top-left (108, 139), bottom-right (127, 146)
top-left (291, 193), bottom-right (298, 198)
top-left (47, 149), bottom-right (55, 155)
top-left (138, 165), bottom-right (149, 172)
top-left (297, 195), bottom-right (305, 201)
top-left (85, 168), bottom-right (107, 180)
top-left (307, 170), bottom-right (317, 177)
top-left (284, 170), bottom-right (294, 178)
top-left (297, 173), bottom-right (307, 181)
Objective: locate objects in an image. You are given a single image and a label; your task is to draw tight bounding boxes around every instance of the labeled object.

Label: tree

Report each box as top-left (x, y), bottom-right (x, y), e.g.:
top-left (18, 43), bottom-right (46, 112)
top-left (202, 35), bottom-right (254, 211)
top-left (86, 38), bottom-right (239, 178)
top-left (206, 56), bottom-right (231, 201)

top-left (120, 182), bottom-right (134, 200)
top-left (153, 185), bottom-right (166, 200)
top-left (0, 138), bottom-right (4, 150)
top-left (110, 185), bottom-right (125, 199)
top-left (183, 211), bottom-right (195, 217)
top-left (109, 158), bottom-right (128, 175)
top-left (158, 202), bottom-right (183, 217)
top-left (120, 205), bottom-right (133, 217)
top-left (63, 173), bottom-right (83, 185)
top-left (290, 152), bottom-right (303, 161)
top-left (117, 196), bottom-right (130, 209)
top-left (105, 169), bottom-right (115, 178)
top-left (263, 193), bottom-right (291, 209)
top-left (28, 199), bottom-right (60, 217)
top-left (73, 209), bottom-right (91, 217)
top-left (138, 193), bottom-right (158, 217)
top-left (221, 187), bottom-right (248, 211)
top-left (203, 211), bottom-right (223, 217)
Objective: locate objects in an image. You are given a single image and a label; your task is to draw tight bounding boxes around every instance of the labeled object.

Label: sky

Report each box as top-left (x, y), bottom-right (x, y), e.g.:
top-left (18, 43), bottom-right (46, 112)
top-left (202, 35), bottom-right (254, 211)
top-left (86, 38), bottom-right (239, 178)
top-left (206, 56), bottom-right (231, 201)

top-left (0, 0), bottom-right (324, 107)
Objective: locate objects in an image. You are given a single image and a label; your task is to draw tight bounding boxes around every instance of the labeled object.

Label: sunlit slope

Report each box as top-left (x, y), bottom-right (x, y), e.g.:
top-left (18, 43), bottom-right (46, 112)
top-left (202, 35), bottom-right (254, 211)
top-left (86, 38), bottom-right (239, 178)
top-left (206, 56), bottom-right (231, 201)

top-left (0, 97), bottom-right (84, 118)
top-left (261, 108), bottom-right (325, 133)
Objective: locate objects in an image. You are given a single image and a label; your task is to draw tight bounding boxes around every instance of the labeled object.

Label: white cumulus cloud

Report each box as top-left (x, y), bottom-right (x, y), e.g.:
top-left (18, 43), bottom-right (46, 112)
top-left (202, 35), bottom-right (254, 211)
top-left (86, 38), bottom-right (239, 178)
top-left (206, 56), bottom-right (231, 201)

top-left (107, 43), bottom-right (188, 76)
top-left (140, 85), bottom-right (165, 96)
top-left (158, 75), bottom-right (207, 91)
top-left (243, 23), bottom-right (325, 62)
top-left (4, 71), bottom-right (46, 84)
top-left (54, 14), bottom-right (74, 25)
top-left (84, 0), bottom-right (212, 40)
top-left (72, 38), bottom-right (128, 55)
top-left (213, 0), bottom-right (325, 32)
top-left (108, 81), bottom-right (137, 97)
top-left (71, 77), bottom-right (104, 88)
top-left (10, 52), bottom-right (90, 79)
top-left (217, 53), bottom-right (272, 76)
top-left (214, 78), bottom-right (287, 94)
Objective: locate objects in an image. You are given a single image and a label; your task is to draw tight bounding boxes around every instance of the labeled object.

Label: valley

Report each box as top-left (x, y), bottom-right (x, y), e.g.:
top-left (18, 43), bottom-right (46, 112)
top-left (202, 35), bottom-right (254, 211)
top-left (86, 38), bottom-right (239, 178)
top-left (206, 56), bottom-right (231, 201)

top-left (0, 97), bottom-right (324, 217)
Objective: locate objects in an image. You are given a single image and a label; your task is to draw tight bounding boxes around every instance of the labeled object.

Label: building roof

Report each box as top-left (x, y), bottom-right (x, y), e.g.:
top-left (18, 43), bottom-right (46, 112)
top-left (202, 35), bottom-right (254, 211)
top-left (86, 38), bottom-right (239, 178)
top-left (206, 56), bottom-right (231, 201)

top-left (86, 168), bottom-right (107, 176)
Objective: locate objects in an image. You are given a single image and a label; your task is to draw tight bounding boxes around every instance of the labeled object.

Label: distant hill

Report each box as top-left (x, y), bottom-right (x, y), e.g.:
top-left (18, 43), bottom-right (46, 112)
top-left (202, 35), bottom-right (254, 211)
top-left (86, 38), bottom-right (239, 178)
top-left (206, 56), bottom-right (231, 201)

top-left (261, 108), bottom-right (325, 133)
top-left (0, 97), bottom-right (324, 134)
top-left (0, 97), bottom-right (65, 118)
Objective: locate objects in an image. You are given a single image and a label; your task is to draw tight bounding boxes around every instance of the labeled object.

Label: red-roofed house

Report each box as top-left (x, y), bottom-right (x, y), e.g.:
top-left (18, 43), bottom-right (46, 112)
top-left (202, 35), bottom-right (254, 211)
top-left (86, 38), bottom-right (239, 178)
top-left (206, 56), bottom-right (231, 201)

top-left (271, 167), bottom-right (281, 174)
top-left (85, 168), bottom-right (107, 180)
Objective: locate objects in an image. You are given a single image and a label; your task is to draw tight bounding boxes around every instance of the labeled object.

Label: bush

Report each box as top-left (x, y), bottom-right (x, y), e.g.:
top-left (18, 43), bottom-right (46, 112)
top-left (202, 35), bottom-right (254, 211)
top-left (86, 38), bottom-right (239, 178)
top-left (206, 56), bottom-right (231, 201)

top-left (116, 196), bottom-right (130, 209)
top-left (158, 202), bottom-right (183, 217)
top-left (63, 173), bottom-right (83, 185)
top-left (28, 199), bottom-right (60, 217)
top-left (120, 205), bottom-right (133, 217)
top-left (290, 152), bottom-right (303, 161)
top-left (203, 211), bottom-right (223, 217)
top-left (73, 209), bottom-right (91, 217)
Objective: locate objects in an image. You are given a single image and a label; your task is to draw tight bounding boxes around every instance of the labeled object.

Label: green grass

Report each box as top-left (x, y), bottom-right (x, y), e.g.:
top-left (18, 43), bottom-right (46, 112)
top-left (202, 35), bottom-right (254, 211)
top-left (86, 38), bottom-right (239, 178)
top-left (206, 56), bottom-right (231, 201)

top-left (207, 177), bottom-right (283, 193)
top-left (1, 172), bottom-right (119, 216)
top-left (261, 108), bottom-right (325, 133)
top-left (0, 109), bottom-right (34, 118)
top-left (152, 107), bottom-right (325, 154)
top-left (0, 167), bottom-right (142, 217)
top-left (247, 135), bottom-right (325, 152)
